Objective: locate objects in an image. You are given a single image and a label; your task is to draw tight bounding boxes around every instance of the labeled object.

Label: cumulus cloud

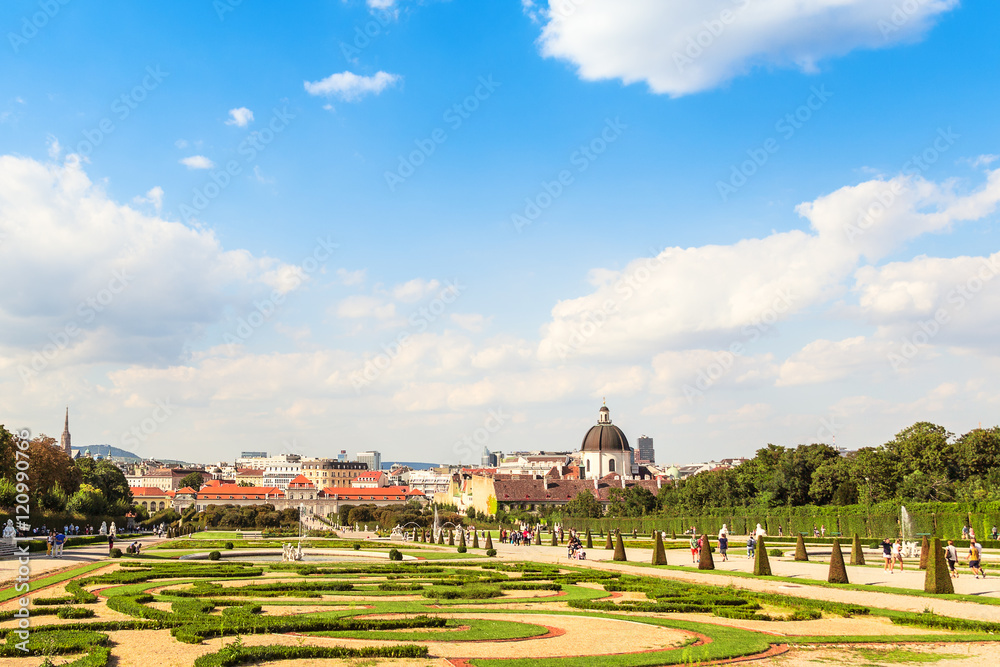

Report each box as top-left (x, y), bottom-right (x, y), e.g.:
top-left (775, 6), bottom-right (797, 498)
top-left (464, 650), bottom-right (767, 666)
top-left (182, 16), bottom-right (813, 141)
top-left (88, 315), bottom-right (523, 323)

top-left (0, 154), bottom-right (301, 368)
top-left (303, 71), bottom-right (401, 101)
top-left (536, 0), bottom-right (958, 96)
top-left (132, 186), bottom-right (164, 212)
top-left (537, 168), bottom-right (1000, 362)
top-left (180, 155), bottom-right (214, 170)
top-left (450, 313), bottom-right (491, 333)
top-left (225, 107), bottom-right (254, 127)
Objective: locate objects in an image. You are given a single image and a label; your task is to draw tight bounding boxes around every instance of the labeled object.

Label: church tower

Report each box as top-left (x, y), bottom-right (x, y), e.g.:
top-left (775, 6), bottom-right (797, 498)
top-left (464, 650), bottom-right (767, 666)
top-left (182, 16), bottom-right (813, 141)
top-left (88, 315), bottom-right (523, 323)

top-left (59, 407), bottom-right (72, 457)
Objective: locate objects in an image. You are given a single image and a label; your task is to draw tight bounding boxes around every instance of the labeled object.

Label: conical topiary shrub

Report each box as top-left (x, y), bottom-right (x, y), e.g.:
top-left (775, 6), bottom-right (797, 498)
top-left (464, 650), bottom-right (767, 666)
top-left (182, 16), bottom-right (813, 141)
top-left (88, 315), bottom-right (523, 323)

top-left (560, 530), bottom-right (565, 544)
top-left (551, 530), bottom-right (558, 546)
top-left (459, 530), bottom-right (466, 548)
top-left (586, 529), bottom-right (593, 550)
top-left (448, 530), bottom-right (454, 546)
top-left (652, 531), bottom-right (668, 566)
top-left (438, 531), bottom-right (445, 545)
top-left (671, 529), bottom-right (676, 540)
top-left (828, 539), bottom-right (848, 584)
top-left (605, 532), bottom-right (614, 550)
top-left (919, 535), bottom-right (930, 570)
top-left (754, 536), bottom-right (772, 576)
top-left (473, 531), bottom-right (480, 549)
top-left (533, 530), bottom-right (541, 545)
top-left (613, 531), bottom-right (627, 561)
top-left (794, 534), bottom-right (809, 561)
top-left (924, 537), bottom-right (954, 594)
top-left (698, 535), bottom-right (715, 570)
top-left (484, 532), bottom-right (494, 550)
top-left (850, 533), bottom-right (865, 566)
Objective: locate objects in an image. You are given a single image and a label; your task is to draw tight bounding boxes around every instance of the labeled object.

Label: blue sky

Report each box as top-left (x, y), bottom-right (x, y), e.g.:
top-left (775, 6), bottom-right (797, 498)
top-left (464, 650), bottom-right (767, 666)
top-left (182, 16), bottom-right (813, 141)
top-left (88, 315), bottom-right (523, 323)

top-left (1, 0), bottom-right (999, 466)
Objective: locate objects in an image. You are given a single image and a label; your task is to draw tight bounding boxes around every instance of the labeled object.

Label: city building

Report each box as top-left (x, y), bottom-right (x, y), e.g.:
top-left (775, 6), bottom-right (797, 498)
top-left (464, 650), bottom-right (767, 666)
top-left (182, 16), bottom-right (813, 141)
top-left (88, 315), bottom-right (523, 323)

top-left (132, 487), bottom-right (173, 513)
top-left (300, 458), bottom-right (367, 490)
top-left (59, 407), bottom-right (71, 457)
top-left (233, 468), bottom-right (265, 485)
top-left (636, 435), bottom-right (655, 465)
top-left (580, 403), bottom-right (635, 479)
top-left (356, 451), bottom-right (381, 472)
top-left (350, 470), bottom-right (388, 488)
top-left (404, 469), bottom-right (452, 496)
top-left (137, 468), bottom-right (212, 491)
top-left (262, 458), bottom-right (303, 491)
top-left (240, 451), bottom-right (268, 459)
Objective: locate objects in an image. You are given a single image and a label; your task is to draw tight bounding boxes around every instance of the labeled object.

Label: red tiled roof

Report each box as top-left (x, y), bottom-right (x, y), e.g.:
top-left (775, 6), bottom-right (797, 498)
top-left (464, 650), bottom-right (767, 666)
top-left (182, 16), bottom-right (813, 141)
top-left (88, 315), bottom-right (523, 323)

top-left (194, 485), bottom-right (284, 500)
top-left (131, 487), bottom-right (168, 496)
top-left (320, 485), bottom-right (417, 501)
top-left (288, 474), bottom-right (314, 487)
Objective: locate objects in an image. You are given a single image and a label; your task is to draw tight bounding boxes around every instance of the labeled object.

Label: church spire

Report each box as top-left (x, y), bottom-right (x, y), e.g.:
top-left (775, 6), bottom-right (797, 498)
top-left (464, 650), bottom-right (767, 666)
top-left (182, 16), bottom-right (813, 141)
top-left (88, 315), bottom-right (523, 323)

top-left (60, 407), bottom-right (72, 457)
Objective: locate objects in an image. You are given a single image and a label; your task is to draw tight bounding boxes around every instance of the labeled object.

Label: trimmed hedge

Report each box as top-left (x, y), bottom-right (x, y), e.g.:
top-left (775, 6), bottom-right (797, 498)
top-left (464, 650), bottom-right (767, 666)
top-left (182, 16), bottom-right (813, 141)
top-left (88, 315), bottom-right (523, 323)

top-left (194, 644), bottom-right (428, 667)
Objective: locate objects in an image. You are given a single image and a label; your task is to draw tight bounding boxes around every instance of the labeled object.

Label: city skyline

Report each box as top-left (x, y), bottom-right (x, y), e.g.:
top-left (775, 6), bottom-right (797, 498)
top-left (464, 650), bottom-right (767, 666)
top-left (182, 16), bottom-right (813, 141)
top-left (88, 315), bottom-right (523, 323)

top-left (2, 2), bottom-right (999, 465)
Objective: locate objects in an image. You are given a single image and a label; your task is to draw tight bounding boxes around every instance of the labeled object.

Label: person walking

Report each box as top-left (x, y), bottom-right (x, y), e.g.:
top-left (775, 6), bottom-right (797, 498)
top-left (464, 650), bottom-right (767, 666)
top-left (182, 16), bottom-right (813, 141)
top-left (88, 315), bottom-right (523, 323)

top-left (46, 530), bottom-right (55, 558)
top-left (690, 535), bottom-right (698, 563)
top-left (747, 534), bottom-right (756, 560)
top-left (893, 539), bottom-right (904, 571)
top-left (719, 532), bottom-right (729, 561)
top-left (108, 533), bottom-right (115, 557)
top-left (882, 537), bottom-right (893, 572)
top-left (945, 540), bottom-right (959, 578)
top-left (969, 541), bottom-right (985, 578)
top-left (53, 530), bottom-right (65, 558)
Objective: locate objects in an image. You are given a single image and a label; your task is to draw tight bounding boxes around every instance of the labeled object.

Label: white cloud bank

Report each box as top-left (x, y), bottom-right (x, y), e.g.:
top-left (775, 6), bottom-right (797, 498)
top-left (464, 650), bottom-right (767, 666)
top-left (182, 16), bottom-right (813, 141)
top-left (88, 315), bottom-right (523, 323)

top-left (535, 0), bottom-right (959, 96)
top-left (304, 71), bottom-right (401, 101)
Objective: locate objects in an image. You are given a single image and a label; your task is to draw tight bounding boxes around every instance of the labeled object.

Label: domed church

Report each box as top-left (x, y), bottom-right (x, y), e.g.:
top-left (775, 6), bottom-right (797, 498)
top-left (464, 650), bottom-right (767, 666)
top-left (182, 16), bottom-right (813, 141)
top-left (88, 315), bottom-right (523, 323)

top-left (580, 402), bottom-right (635, 479)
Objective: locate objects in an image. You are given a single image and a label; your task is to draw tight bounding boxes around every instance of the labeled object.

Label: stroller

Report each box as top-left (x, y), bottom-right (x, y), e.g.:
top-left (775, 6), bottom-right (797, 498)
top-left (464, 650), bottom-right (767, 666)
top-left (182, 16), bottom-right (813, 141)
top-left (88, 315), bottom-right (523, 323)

top-left (567, 540), bottom-right (586, 560)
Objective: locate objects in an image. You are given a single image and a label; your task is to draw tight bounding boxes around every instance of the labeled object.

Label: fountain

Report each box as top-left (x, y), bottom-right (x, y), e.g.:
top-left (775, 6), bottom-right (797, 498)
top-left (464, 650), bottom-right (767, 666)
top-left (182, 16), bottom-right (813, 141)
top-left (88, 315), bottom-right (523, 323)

top-left (900, 505), bottom-right (918, 558)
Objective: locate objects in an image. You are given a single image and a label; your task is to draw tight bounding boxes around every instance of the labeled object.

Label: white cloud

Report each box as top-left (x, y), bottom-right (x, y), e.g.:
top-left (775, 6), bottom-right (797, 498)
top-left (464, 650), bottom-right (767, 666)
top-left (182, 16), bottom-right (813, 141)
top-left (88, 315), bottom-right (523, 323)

top-left (536, 0), bottom-right (958, 96)
top-left (777, 336), bottom-right (893, 386)
top-left (450, 313), bottom-right (491, 333)
top-left (0, 154), bottom-right (301, 368)
top-left (225, 107), bottom-right (254, 127)
top-left (132, 185), bottom-right (164, 212)
top-left (336, 268), bottom-right (366, 286)
top-left (336, 295), bottom-right (396, 320)
top-left (392, 278), bottom-right (440, 303)
top-left (970, 154), bottom-right (999, 168)
top-left (303, 71), bottom-right (401, 101)
top-left (537, 168), bottom-right (1000, 362)
top-left (180, 155), bottom-right (214, 170)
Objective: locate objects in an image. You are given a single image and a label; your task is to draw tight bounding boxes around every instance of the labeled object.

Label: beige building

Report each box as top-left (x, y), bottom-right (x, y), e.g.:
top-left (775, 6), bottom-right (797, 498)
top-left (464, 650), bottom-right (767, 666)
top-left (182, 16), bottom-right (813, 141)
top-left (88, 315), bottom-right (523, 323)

top-left (301, 458), bottom-right (368, 490)
top-left (234, 468), bottom-right (265, 485)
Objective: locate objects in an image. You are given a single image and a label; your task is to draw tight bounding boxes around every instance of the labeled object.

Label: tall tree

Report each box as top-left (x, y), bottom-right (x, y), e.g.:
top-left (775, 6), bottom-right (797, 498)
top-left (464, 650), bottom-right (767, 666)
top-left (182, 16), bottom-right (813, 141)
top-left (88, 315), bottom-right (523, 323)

top-left (178, 472), bottom-right (206, 491)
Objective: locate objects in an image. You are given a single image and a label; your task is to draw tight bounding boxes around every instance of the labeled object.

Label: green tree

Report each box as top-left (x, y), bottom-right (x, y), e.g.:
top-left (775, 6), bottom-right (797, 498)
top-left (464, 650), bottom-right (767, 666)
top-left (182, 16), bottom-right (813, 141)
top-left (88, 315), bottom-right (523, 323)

top-left (178, 472), bottom-right (206, 491)
top-left (76, 458), bottom-right (133, 505)
top-left (955, 427), bottom-right (1000, 478)
top-left (624, 486), bottom-right (657, 516)
top-left (564, 491), bottom-right (604, 518)
top-left (66, 483), bottom-right (108, 515)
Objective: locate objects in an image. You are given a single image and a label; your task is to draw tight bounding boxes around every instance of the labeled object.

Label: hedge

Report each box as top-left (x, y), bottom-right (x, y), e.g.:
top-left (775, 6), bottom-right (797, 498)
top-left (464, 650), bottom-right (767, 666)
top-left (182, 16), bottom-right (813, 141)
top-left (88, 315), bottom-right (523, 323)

top-left (194, 644), bottom-right (428, 667)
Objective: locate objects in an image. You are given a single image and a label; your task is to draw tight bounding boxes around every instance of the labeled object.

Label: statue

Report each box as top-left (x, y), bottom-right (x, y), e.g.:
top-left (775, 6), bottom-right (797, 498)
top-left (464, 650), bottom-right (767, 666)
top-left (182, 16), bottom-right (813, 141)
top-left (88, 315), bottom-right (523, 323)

top-left (110, 522), bottom-right (117, 537)
top-left (99, 521), bottom-right (108, 536)
top-left (3, 520), bottom-right (16, 544)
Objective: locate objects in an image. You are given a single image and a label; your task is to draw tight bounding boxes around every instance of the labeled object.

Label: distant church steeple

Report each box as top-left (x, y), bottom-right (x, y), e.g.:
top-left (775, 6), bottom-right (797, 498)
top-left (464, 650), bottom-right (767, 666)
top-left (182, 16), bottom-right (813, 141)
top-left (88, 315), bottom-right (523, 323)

top-left (60, 407), bottom-right (71, 456)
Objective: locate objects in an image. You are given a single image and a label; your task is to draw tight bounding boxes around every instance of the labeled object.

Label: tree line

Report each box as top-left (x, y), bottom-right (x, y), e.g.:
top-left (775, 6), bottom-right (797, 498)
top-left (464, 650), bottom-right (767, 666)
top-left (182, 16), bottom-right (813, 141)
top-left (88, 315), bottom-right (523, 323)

top-left (562, 422), bottom-right (1000, 517)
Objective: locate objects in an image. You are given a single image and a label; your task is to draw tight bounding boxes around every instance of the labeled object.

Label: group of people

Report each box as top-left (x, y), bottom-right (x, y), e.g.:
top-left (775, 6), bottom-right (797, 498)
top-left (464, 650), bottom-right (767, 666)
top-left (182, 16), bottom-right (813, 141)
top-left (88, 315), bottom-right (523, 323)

top-left (45, 530), bottom-right (67, 558)
top-left (961, 525), bottom-right (999, 542)
top-left (566, 531), bottom-right (586, 559)
top-left (499, 526), bottom-right (538, 545)
top-left (32, 524), bottom-right (88, 537)
top-left (880, 538), bottom-right (906, 572)
top-left (125, 541), bottom-right (143, 555)
top-left (944, 539), bottom-right (987, 579)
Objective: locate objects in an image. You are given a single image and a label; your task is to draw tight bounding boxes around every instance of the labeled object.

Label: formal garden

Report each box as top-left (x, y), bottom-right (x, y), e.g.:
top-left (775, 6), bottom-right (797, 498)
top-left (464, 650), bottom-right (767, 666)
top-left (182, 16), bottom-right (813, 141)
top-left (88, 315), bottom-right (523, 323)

top-left (2, 529), bottom-right (999, 667)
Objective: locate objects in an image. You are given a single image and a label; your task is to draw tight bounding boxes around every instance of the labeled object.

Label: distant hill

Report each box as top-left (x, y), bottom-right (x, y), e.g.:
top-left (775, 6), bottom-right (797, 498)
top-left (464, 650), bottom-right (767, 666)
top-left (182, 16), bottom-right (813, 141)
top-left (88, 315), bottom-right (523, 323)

top-left (71, 445), bottom-right (141, 461)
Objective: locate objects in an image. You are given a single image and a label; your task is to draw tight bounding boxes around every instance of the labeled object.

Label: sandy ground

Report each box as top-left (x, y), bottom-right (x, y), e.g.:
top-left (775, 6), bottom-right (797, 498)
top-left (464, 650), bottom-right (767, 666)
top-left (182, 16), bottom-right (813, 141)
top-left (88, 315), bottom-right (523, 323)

top-left (764, 642), bottom-right (1000, 666)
